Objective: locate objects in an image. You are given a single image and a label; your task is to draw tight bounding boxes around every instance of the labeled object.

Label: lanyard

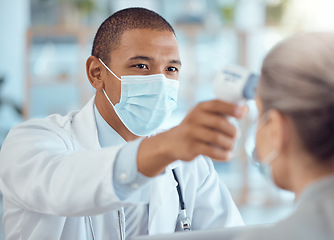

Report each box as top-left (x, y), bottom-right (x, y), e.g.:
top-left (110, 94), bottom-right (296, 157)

top-left (172, 169), bottom-right (191, 231)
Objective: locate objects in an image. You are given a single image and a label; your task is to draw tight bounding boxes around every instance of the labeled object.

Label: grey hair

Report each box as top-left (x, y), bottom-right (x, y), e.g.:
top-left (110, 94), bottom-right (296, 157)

top-left (259, 32), bottom-right (334, 162)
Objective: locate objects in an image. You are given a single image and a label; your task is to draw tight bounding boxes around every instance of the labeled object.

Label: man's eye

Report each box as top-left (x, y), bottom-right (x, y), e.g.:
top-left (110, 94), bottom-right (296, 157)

top-left (167, 67), bottom-right (178, 72)
top-left (135, 64), bottom-right (148, 69)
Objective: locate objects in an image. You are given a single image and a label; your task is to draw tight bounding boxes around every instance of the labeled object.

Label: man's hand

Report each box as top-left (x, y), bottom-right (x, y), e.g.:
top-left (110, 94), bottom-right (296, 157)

top-left (137, 99), bottom-right (247, 177)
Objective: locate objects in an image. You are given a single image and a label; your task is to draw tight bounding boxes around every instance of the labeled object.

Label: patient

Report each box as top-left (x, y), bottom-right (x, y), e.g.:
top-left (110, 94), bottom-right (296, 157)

top-left (237, 32), bottom-right (334, 240)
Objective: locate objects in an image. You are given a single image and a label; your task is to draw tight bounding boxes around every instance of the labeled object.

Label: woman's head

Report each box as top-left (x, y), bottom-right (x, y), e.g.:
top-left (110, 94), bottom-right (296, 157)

top-left (256, 32), bottom-right (334, 191)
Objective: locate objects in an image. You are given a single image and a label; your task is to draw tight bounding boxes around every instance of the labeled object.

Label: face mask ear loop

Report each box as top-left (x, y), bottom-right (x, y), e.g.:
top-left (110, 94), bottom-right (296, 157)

top-left (257, 111), bottom-right (270, 130)
top-left (256, 110), bottom-right (279, 165)
top-left (263, 150), bottom-right (279, 165)
top-left (281, 114), bottom-right (290, 149)
top-left (103, 89), bottom-right (116, 108)
top-left (98, 58), bottom-right (121, 81)
top-left (99, 58), bottom-right (121, 108)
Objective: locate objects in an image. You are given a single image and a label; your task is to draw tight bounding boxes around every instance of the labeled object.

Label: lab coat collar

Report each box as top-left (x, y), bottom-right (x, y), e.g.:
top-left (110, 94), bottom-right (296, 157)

top-left (93, 103), bottom-right (126, 147)
top-left (168, 160), bottom-right (181, 170)
top-left (71, 96), bottom-right (101, 150)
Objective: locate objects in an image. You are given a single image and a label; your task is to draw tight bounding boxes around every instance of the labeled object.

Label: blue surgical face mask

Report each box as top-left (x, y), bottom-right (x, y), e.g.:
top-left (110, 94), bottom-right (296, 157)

top-left (253, 148), bottom-right (278, 182)
top-left (99, 58), bottom-right (179, 136)
top-left (253, 112), bottom-right (279, 182)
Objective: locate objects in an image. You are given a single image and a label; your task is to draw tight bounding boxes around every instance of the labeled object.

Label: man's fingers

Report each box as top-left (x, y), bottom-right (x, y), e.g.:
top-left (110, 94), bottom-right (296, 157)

top-left (191, 127), bottom-right (235, 151)
top-left (195, 111), bottom-right (237, 139)
top-left (170, 99), bottom-right (248, 163)
top-left (194, 142), bottom-right (233, 161)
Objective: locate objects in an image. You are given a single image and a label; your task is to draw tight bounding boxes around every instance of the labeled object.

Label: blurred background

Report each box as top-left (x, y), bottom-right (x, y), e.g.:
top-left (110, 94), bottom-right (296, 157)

top-left (1, 0), bottom-right (334, 238)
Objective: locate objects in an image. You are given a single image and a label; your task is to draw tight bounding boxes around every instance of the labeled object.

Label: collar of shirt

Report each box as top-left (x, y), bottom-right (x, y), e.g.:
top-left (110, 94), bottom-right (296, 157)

top-left (93, 104), bottom-right (126, 147)
top-left (93, 104), bottom-right (181, 169)
top-left (297, 173), bottom-right (334, 206)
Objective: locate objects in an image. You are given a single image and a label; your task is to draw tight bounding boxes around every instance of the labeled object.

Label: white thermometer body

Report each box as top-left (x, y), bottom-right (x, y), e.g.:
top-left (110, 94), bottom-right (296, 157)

top-left (213, 65), bottom-right (259, 104)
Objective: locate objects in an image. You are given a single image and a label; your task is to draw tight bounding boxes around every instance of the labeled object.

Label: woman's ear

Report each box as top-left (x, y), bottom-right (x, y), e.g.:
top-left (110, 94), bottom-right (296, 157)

top-left (86, 56), bottom-right (105, 90)
top-left (267, 110), bottom-right (287, 152)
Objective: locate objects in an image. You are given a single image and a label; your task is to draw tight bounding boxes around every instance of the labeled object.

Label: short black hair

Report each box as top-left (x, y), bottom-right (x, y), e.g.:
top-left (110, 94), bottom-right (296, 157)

top-left (91, 7), bottom-right (175, 64)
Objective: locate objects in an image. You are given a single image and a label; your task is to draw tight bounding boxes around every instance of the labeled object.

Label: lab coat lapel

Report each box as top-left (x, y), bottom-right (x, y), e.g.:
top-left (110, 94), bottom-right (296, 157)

top-left (71, 96), bottom-right (101, 150)
top-left (148, 162), bottom-right (181, 234)
top-left (71, 98), bottom-right (182, 233)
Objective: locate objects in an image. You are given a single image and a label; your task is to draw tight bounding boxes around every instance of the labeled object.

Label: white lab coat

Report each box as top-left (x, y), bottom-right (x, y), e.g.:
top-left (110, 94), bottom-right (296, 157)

top-left (233, 174), bottom-right (334, 240)
top-left (0, 97), bottom-right (243, 240)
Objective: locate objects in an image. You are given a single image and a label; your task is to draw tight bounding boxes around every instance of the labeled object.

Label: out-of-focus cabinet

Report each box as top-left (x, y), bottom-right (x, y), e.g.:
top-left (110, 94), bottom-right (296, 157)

top-left (24, 25), bottom-right (97, 118)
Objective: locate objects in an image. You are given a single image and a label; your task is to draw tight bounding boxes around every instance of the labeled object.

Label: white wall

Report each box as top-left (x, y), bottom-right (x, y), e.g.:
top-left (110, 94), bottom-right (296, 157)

top-left (0, 0), bottom-right (29, 141)
top-left (0, 0), bottom-right (29, 109)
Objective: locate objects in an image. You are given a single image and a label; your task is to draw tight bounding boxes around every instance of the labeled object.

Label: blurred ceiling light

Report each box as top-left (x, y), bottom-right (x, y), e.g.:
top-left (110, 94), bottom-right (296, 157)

top-left (283, 0), bottom-right (334, 31)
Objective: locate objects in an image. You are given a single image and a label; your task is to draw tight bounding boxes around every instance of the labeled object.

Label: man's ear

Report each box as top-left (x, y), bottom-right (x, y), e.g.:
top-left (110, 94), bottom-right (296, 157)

top-left (86, 56), bottom-right (104, 90)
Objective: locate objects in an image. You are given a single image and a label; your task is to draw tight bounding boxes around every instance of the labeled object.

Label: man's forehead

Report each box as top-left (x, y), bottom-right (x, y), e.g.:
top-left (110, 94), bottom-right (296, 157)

top-left (119, 28), bottom-right (178, 47)
top-left (111, 29), bottom-right (180, 63)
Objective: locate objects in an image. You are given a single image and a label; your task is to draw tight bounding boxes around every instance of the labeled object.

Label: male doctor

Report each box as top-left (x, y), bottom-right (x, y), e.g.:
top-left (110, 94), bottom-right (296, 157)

top-left (0, 7), bottom-right (245, 240)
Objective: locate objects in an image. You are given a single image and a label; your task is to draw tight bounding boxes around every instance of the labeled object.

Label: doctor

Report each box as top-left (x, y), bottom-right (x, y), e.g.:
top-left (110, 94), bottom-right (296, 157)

top-left (0, 7), bottom-right (245, 240)
top-left (234, 32), bottom-right (334, 240)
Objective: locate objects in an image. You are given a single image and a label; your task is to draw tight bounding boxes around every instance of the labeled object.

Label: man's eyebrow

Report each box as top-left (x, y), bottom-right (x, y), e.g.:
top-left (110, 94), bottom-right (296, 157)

top-left (128, 56), bottom-right (153, 61)
top-left (128, 55), bottom-right (182, 66)
top-left (170, 59), bottom-right (182, 66)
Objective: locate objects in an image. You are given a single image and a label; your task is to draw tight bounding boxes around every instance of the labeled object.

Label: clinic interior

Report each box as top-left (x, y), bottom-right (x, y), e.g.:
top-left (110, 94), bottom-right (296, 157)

top-left (0, 0), bottom-right (333, 238)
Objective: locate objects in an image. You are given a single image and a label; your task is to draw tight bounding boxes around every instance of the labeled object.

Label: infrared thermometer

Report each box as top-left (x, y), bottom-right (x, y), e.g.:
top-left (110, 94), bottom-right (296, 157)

top-left (213, 65), bottom-right (259, 104)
